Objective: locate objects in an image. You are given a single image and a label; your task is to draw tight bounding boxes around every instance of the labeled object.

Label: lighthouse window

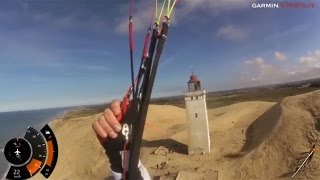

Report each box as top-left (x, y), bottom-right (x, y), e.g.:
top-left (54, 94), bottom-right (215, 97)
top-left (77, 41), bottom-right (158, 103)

top-left (195, 113), bottom-right (198, 118)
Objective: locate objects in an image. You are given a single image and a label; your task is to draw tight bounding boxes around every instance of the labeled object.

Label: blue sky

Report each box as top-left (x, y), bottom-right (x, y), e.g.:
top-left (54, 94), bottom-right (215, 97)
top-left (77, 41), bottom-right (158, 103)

top-left (0, 0), bottom-right (319, 112)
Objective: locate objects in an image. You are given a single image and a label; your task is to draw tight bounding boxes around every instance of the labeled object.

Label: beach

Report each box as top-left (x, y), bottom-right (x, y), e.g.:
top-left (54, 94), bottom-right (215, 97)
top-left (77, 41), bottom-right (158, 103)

top-left (2, 90), bottom-right (320, 179)
top-left (28, 90), bottom-right (320, 179)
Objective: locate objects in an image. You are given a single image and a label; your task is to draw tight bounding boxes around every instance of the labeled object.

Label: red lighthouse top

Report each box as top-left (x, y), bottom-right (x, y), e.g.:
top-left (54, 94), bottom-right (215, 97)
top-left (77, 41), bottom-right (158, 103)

top-left (188, 72), bottom-right (200, 83)
top-left (187, 72), bottom-right (201, 91)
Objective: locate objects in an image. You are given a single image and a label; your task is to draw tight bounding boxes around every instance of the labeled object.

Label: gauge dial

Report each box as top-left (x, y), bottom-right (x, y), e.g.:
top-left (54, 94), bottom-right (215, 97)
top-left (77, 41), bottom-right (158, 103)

top-left (4, 125), bottom-right (58, 179)
top-left (24, 126), bottom-right (47, 176)
top-left (40, 124), bottom-right (59, 178)
top-left (4, 138), bottom-right (32, 166)
top-left (5, 126), bottom-right (47, 179)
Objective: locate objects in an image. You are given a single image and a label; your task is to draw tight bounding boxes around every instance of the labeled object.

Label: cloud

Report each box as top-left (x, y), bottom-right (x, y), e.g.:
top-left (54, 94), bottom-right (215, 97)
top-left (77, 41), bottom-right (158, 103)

top-left (115, 1), bottom-right (155, 33)
top-left (0, 33), bottom-right (62, 66)
top-left (73, 64), bottom-right (110, 72)
top-left (32, 12), bottom-right (108, 32)
top-left (177, 0), bottom-right (250, 15)
top-left (0, 32), bottom-right (112, 73)
top-left (293, 49), bottom-right (320, 79)
top-left (244, 57), bottom-right (264, 65)
top-left (115, 10), bottom-right (153, 33)
top-left (299, 56), bottom-right (317, 64)
top-left (265, 24), bottom-right (310, 42)
top-left (217, 25), bottom-right (249, 41)
top-left (298, 49), bottom-right (320, 67)
top-left (274, 51), bottom-right (287, 61)
top-left (242, 57), bottom-right (289, 85)
top-left (115, 0), bottom-right (251, 33)
top-left (114, 1), bottom-right (176, 34)
top-left (241, 49), bottom-right (320, 86)
top-left (1, 3), bottom-right (109, 34)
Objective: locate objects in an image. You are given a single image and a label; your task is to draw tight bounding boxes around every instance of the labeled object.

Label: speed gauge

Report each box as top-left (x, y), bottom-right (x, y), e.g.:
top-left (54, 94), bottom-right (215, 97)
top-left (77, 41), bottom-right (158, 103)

top-left (4, 124), bottom-right (58, 179)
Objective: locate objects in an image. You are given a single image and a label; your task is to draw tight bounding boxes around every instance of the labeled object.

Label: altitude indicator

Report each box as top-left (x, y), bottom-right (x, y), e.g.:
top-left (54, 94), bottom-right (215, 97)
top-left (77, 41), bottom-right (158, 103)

top-left (4, 125), bottom-right (58, 179)
top-left (4, 138), bottom-right (32, 166)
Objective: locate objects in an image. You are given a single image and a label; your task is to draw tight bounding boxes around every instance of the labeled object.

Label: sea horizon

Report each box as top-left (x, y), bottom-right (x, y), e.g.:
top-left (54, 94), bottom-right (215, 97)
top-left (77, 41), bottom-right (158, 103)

top-left (0, 103), bottom-right (95, 113)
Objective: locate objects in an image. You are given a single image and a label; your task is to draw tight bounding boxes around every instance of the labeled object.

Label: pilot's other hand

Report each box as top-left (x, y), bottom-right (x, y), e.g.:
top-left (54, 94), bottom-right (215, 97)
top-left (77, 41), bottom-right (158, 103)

top-left (92, 100), bottom-right (122, 142)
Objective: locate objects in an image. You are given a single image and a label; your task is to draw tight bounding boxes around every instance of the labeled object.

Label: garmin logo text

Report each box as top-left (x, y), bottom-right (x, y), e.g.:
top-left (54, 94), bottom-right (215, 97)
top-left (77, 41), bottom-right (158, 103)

top-left (252, 2), bottom-right (316, 9)
top-left (252, 3), bottom-right (279, 8)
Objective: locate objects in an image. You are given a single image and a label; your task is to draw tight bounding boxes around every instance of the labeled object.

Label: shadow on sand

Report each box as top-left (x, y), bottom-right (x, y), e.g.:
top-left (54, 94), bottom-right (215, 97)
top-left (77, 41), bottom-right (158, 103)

top-left (142, 139), bottom-right (188, 155)
top-left (240, 103), bottom-right (282, 153)
top-left (224, 103), bottom-right (282, 158)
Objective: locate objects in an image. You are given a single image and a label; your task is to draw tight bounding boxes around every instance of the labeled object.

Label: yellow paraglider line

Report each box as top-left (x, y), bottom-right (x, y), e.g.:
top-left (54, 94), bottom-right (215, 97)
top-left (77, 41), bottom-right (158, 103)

top-left (157, 0), bottom-right (167, 24)
top-left (168, 0), bottom-right (178, 18)
top-left (155, 0), bottom-right (158, 22)
top-left (168, 0), bottom-right (171, 15)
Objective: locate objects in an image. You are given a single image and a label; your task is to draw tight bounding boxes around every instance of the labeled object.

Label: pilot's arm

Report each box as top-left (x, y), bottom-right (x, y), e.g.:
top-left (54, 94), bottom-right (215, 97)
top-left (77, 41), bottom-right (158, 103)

top-left (92, 100), bottom-right (151, 180)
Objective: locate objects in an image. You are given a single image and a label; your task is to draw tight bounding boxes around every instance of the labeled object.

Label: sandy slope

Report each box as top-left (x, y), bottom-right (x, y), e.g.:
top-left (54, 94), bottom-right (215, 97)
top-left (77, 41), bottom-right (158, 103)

top-left (38, 90), bottom-right (320, 179)
top-left (32, 113), bottom-right (109, 180)
top-left (144, 101), bottom-right (276, 179)
top-left (234, 90), bottom-right (320, 180)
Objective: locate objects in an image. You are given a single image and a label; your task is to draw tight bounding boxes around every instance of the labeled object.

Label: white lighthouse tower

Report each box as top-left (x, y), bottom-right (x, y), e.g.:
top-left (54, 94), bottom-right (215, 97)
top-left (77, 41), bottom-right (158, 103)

top-left (184, 72), bottom-right (210, 155)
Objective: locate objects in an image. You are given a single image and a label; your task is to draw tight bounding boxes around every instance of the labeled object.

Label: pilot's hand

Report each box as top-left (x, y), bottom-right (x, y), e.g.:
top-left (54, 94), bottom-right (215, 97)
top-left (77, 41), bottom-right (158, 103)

top-left (92, 100), bottom-right (122, 143)
top-left (92, 100), bottom-right (126, 173)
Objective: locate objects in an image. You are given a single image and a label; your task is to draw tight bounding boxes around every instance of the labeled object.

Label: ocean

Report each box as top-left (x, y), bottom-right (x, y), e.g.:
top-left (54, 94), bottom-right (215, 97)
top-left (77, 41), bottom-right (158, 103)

top-left (0, 107), bottom-right (70, 179)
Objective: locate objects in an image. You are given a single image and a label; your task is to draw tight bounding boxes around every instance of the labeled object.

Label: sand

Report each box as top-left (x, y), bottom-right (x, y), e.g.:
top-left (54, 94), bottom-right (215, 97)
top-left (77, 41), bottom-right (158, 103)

top-left (234, 90), bottom-right (320, 180)
top-left (34, 90), bottom-right (320, 179)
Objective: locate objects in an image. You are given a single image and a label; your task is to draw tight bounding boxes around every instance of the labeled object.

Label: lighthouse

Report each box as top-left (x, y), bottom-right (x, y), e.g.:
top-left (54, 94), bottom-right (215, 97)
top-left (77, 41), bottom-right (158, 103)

top-left (184, 72), bottom-right (210, 155)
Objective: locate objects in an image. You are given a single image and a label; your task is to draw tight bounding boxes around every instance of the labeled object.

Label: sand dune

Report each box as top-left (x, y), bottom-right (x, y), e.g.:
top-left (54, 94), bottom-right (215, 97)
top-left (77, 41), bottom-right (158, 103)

top-left (40, 90), bottom-right (320, 179)
top-left (234, 90), bottom-right (320, 179)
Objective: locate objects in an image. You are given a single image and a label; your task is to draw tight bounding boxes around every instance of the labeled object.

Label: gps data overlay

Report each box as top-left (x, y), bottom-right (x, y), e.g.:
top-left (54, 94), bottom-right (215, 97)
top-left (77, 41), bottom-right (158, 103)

top-left (3, 124), bottom-right (58, 179)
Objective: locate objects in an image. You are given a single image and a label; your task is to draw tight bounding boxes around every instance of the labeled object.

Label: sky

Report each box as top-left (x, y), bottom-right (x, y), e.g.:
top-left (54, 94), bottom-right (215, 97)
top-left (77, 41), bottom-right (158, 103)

top-left (0, 0), bottom-right (319, 112)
